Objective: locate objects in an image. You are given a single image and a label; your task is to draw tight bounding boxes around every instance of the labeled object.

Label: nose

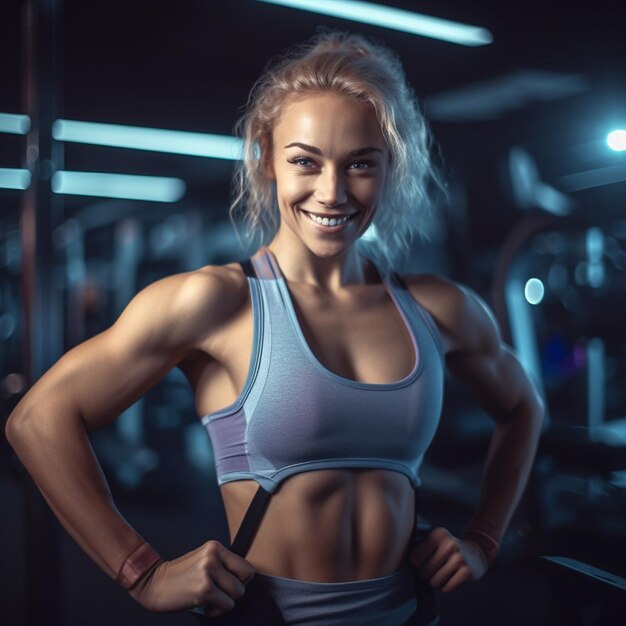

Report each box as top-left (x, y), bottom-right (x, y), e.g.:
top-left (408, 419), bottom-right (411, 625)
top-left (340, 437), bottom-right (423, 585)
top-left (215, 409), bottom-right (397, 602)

top-left (314, 168), bottom-right (347, 208)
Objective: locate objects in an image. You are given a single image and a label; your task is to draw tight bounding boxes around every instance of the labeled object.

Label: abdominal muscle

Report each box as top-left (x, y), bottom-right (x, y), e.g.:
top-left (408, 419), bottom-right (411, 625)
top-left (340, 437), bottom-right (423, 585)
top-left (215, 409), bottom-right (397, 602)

top-left (219, 469), bottom-right (416, 582)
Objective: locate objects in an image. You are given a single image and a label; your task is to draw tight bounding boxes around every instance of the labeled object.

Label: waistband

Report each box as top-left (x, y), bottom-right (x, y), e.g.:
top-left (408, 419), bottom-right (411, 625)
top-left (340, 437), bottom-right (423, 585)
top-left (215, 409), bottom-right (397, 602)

top-left (187, 565), bottom-right (428, 625)
top-left (253, 564), bottom-right (415, 592)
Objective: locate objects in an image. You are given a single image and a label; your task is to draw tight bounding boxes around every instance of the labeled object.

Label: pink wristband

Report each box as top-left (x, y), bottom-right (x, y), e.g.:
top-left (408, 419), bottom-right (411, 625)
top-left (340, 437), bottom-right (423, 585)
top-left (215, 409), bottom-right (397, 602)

top-left (461, 518), bottom-right (500, 567)
top-left (116, 542), bottom-right (163, 590)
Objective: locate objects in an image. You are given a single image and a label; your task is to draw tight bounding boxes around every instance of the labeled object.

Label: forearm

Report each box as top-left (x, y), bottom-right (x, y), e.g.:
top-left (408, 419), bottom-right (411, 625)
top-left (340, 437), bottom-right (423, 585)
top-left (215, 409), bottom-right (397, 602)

top-left (469, 400), bottom-right (544, 542)
top-left (6, 407), bottom-right (144, 579)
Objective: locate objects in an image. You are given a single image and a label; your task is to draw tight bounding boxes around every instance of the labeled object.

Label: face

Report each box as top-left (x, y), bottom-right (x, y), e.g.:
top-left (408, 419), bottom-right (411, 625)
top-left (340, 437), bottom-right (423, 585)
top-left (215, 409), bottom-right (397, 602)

top-left (267, 91), bottom-right (389, 258)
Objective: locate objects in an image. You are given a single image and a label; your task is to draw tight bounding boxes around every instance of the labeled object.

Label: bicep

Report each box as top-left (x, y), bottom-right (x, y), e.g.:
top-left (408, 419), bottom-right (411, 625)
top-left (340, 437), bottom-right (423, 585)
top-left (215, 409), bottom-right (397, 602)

top-left (35, 328), bottom-right (180, 430)
top-left (14, 273), bottom-right (216, 431)
top-left (443, 287), bottom-right (541, 423)
top-left (446, 342), bottom-right (537, 423)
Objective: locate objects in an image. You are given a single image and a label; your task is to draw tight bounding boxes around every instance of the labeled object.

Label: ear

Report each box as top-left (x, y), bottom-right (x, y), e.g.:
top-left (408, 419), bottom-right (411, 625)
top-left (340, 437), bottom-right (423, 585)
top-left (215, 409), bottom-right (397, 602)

top-left (263, 154), bottom-right (276, 181)
top-left (259, 136), bottom-right (276, 181)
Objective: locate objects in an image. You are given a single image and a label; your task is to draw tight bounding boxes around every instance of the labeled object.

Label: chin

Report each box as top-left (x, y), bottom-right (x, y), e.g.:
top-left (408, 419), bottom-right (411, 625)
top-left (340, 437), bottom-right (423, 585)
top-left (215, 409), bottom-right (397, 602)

top-left (305, 238), bottom-right (353, 259)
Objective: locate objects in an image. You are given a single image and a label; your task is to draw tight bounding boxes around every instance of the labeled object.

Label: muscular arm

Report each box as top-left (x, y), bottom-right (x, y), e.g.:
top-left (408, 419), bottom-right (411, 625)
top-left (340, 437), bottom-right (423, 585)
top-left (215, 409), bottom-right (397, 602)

top-left (406, 276), bottom-right (545, 590)
top-left (440, 283), bottom-right (545, 541)
top-left (5, 268), bottom-right (254, 612)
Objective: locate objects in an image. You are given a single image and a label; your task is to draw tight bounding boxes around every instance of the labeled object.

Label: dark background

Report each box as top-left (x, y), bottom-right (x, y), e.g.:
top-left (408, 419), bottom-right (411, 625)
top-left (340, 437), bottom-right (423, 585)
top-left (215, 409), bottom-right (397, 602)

top-left (2, 1), bottom-right (626, 625)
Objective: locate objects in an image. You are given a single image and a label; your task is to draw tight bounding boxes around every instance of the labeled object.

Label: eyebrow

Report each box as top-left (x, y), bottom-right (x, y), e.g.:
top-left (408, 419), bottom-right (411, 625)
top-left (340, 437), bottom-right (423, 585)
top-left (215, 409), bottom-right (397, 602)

top-left (283, 142), bottom-right (383, 157)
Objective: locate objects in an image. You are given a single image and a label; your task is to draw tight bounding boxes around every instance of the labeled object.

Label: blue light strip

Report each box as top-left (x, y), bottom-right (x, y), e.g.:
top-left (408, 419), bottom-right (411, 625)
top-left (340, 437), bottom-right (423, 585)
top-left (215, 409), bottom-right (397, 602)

top-left (0, 113), bottom-right (31, 135)
top-left (256, 0), bottom-right (492, 46)
top-left (52, 119), bottom-right (243, 160)
top-left (505, 277), bottom-right (547, 414)
top-left (0, 168), bottom-right (32, 190)
top-left (51, 171), bottom-right (186, 202)
top-left (586, 337), bottom-right (605, 442)
top-left (559, 164), bottom-right (626, 192)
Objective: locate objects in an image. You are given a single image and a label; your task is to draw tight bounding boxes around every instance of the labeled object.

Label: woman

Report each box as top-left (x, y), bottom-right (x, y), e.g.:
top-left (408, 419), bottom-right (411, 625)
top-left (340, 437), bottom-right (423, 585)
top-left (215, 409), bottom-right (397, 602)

top-left (5, 31), bottom-right (544, 625)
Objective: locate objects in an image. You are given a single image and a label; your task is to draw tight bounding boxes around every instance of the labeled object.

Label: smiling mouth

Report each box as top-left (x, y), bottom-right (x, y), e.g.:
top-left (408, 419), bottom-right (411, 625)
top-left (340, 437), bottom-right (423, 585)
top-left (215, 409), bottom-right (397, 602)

top-left (300, 209), bottom-right (356, 227)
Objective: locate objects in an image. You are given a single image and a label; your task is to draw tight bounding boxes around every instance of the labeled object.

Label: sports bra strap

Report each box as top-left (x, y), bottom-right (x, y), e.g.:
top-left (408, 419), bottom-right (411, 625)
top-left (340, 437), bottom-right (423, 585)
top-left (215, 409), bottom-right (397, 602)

top-left (391, 271), bottom-right (408, 290)
top-left (239, 258), bottom-right (257, 279)
top-left (230, 484), bottom-right (273, 557)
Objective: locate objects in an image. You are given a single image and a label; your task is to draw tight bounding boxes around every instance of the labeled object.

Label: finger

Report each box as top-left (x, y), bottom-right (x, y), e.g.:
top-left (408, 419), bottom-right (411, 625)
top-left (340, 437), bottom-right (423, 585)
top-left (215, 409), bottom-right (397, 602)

top-left (441, 565), bottom-right (472, 593)
top-left (197, 542), bottom-right (247, 604)
top-left (203, 583), bottom-right (236, 618)
top-left (216, 543), bottom-right (256, 584)
top-left (429, 551), bottom-right (464, 589)
top-left (211, 564), bottom-right (247, 601)
top-left (410, 527), bottom-right (455, 566)
top-left (416, 539), bottom-right (456, 580)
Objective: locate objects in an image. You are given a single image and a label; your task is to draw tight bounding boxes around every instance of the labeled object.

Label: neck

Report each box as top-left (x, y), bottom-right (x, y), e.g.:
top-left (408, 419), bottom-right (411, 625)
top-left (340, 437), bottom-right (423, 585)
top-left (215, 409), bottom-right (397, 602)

top-left (266, 234), bottom-right (378, 293)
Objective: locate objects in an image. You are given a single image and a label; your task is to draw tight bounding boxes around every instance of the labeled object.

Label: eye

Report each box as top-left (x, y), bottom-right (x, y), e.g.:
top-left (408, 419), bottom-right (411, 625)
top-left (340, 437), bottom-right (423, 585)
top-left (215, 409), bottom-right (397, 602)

top-left (288, 157), bottom-right (316, 168)
top-left (348, 160), bottom-right (374, 170)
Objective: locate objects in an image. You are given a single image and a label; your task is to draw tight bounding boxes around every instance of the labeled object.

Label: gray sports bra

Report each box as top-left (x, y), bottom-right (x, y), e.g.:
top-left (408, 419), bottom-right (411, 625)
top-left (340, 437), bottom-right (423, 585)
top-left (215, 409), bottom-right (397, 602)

top-left (201, 246), bottom-right (445, 494)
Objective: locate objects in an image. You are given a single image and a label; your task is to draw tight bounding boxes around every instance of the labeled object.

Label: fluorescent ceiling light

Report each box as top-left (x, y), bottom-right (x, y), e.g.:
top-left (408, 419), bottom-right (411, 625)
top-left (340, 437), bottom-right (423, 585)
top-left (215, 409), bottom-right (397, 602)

top-left (53, 120), bottom-right (243, 160)
top-left (256, 0), bottom-right (492, 46)
top-left (51, 171), bottom-right (185, 202)
top-left (0, 113), bottom-right (31, 135)
top-left (0, 168), bottom-right (31, 190)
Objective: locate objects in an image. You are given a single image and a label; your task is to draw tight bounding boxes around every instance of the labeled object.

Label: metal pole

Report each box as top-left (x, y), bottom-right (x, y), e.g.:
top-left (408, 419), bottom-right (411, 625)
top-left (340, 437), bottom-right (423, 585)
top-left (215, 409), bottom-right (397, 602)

top-left (20, 0), bottom-right (64, 624)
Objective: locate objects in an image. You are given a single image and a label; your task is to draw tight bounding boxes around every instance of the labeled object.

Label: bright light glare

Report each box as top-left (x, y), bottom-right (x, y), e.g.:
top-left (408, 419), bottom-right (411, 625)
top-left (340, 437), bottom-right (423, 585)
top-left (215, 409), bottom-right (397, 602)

top-left (51, 171), bottom-right (185, 203)
top-left (53, 120), bottom-right (243, 160)
top-left (607, 130), bottom-right (626, 152)
top-left (0, 113), bottom-right (30, 135)
top-left (256, 0), bottom-right (492, 46)
top-left (0, 168), bottom-right (31, 190)
top-left (524, 278), bottom-right (545, 305)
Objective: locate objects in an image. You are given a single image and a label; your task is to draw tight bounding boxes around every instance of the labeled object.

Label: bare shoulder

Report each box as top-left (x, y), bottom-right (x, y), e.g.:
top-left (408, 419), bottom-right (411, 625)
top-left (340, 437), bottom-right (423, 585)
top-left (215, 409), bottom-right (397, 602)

top-left (109, 261), bottom-right (249, 352)
top-left (401, 273), bottom-right (501, 356)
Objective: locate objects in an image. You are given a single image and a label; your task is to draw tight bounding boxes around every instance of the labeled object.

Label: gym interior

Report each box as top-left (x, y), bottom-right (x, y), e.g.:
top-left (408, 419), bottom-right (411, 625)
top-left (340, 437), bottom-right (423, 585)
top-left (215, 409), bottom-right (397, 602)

top-left (1, 1), bottom-right (625, 624)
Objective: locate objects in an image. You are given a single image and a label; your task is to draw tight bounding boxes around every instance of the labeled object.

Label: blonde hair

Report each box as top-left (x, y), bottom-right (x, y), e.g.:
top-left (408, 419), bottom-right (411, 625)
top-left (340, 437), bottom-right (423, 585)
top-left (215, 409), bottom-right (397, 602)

top-left (229, 30), bottom-right (445, 274)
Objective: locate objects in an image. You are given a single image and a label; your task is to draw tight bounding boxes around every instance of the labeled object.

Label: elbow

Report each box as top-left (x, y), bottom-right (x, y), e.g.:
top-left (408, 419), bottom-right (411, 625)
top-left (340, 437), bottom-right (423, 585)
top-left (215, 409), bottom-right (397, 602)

top-left (5, 405), bottom-right (36, 451)
top-left (6, 399), bottom-right (85, 452)
top-left (5, 400), bottom-right (59, 454)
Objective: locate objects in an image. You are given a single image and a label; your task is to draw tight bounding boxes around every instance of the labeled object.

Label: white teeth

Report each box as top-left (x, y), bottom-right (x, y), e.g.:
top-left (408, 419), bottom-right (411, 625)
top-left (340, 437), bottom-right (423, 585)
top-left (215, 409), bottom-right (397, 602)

top-left (305, 211), bottom-right (351, 227)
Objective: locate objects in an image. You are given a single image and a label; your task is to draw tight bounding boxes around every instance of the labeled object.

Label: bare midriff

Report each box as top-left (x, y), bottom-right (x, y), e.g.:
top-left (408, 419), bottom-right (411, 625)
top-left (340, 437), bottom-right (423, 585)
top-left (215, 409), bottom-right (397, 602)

top-left (219, 468), bottom-right (416, 582)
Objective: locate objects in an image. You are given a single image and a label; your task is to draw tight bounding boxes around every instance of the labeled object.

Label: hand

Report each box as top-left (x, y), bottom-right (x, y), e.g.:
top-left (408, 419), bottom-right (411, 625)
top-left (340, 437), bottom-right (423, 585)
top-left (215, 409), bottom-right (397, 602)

top-left (128, 540), bottom-right (256, 616)
top-left (409, 527), bottom-right (488, 593)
